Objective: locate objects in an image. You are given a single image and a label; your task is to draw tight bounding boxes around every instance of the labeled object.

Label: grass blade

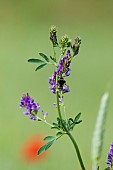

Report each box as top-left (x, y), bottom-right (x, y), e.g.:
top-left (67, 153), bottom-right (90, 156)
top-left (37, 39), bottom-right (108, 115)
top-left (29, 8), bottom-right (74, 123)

top-left (91, 92), bottom-right (109, 169)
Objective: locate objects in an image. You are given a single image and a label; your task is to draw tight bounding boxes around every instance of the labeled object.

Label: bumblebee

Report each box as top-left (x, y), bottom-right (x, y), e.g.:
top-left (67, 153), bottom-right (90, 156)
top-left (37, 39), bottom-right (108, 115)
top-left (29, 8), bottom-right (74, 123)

top-left (58, 76), bottom-right (66, 90)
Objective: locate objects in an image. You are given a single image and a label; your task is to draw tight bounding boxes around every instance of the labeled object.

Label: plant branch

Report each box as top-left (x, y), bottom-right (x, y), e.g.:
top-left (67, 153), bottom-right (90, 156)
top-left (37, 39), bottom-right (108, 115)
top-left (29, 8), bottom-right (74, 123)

top-left (56, 88), bottom-right (86, 170)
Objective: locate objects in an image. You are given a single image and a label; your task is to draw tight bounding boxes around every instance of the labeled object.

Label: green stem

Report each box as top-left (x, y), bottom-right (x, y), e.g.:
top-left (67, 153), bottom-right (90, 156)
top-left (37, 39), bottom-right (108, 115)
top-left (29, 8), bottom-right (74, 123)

top-left (53, 47), bottom-right (56, 59)
top-left (63, 103), bottom-right (68, 123)
top-left (37, 117), bottom-right (53, 127)
top-left (56, 89), bottom-right (86, 170)
top-left (67, 131), bottom-right (86, 170)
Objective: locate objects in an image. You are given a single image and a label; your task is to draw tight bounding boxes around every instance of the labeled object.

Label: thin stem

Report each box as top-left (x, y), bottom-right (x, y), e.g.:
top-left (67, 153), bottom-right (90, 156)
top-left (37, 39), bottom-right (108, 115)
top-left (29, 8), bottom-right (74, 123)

top-left (53, 46), bottom-right (56, 59)
top-left (67, 131), bottom-right (86, 170)
top-left (63, 103), bottom-right (68, 123)
top-left (56, 87), bottom-right (86, 170)
top-left (56, 133), bottom-right (65, 140)
top-left (37, 117), bottom-right (53, 127)
top-left (58, 52), bottom-right (63, 63)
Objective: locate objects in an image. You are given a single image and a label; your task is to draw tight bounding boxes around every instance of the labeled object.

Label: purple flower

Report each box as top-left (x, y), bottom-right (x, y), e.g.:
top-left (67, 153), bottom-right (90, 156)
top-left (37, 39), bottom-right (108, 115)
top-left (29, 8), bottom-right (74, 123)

top-left (57, 50), bottom-right (71, 76)
top-left (20, 93), bottom-right (40, 120)
top-left (42, 110), bottom-right (48, 118)
top-left (49, 50), bottom-right (71, 94)
top-left (106, 142), bottom-right (113, 168)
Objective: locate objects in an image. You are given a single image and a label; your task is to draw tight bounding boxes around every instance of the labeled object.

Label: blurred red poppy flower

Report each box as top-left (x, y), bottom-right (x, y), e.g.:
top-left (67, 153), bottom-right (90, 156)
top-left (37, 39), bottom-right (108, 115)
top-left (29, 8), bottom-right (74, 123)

top-left (21, 134), bottom-right (47, 163)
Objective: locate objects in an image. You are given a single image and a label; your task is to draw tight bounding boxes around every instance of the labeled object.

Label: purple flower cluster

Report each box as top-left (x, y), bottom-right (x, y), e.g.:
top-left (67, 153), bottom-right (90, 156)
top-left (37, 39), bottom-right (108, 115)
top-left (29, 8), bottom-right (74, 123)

top-left (49, 50), bottom-right (71, 94)
top-left (58, 50), bottom-right (71, 76)
top-left (20, 93), bottom-right (40, 120)
top-left (106, 142), bottom-right (113, 168)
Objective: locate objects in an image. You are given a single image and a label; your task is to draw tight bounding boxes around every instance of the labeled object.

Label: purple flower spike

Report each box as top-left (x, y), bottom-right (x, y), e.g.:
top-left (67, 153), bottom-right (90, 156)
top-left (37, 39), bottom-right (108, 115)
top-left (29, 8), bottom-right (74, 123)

top-left (20, 93), bottom-right (40, 120)
top-left (106, 142), bottom-right (113, 169)
top-left (49, 50), bottom-right (71, 94)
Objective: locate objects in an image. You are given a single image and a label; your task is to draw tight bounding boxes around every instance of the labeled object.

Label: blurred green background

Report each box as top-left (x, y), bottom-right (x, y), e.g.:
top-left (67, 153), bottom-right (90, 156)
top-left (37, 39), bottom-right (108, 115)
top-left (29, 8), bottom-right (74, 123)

top-left (0, 0), bottom-right (113, 169)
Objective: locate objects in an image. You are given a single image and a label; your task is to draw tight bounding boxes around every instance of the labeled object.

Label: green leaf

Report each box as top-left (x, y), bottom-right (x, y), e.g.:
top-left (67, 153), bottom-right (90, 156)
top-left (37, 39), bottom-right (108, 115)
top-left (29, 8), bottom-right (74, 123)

top-left (45, 140), bottom-right (55, 151)
top-left (57, 117), bottom-right (62, 126)
top-left (52, 122), bottom-right (58, 126)
top-left (28, 58), bottom-right (44, 63)
top-left (69, 118), bottom-right (74, 123)
top-left (75, 120), bottom-right (82, 124)
top-left (38, 137), bottom-right (55, 155)
top-left (52, 122), bottom-right (60, 130)
top-left (44, 136), bottom-right (55, 141)
top-left (56, 131), bottom-right (63, 137)
top-left (74, 112), bottom-right (81, 122)
top-left (50, 56), bottom-right (56, 62)
top-left (39, 53), bottom-right (49, 62)
top-left (37, 144), bottom-right (46, 155)
top-left (57, 117), bottom-right (60, 122)
top-left (35, 63), bottom-right (47, 71)
top-left (67, 115), bottom-right (82, 131)
top-left (51, 126), bottom-right (60, 130)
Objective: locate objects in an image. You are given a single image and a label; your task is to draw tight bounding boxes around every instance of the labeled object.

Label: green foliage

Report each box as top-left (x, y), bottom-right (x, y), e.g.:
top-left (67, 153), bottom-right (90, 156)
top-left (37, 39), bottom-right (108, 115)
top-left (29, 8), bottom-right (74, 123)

top-left (56, 131), bottom-right (63, 137)
top-left (39, 53), bottom-right (49, 62)
top-left (38, 133), bottom-right (64, 156)
top-left (37, 144), bottom-right (47, 155)
top-left (45, 140), bottom-right (55, 150)
top-left (50, 55), bottom-right (56, 62)
top-left (44, 136), bottom-right (55, 141)
top-left (51, 117), bottom-right (65, 131)
top-left (28, 58), bottom-right (44, 63)
top-left (51, 113), bottom-right (82, 132)
top-left (35, 63), bottom-right (47, 71)
top-left (51, 122), bottom-right (61, 130)
top-left (38, 135), bottom-right (56, 155)
top-left (28, 52), bottom-right (49, 71)
top-left (67, 112), bottom-right (82, 131)
top-left (74, 112), bottom-right (81, 122)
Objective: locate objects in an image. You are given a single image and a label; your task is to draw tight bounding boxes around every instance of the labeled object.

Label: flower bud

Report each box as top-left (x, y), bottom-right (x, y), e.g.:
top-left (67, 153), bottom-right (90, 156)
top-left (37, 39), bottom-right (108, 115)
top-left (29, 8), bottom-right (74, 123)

top-left (59, 35), bottom-right (71, 49)
top-left (71, 37), bottom-right (81, 56)
top-left (50, 25), bottom-right (58, 47)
